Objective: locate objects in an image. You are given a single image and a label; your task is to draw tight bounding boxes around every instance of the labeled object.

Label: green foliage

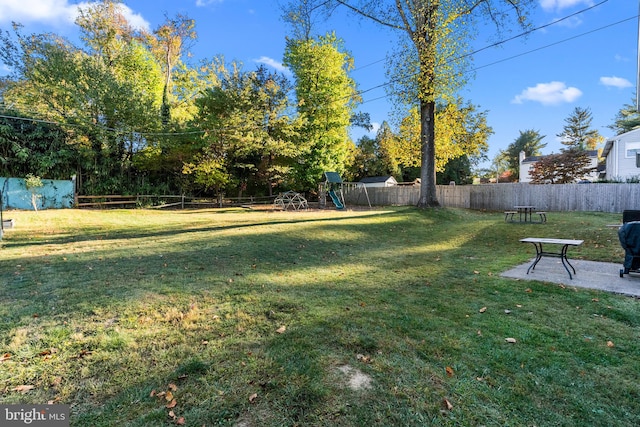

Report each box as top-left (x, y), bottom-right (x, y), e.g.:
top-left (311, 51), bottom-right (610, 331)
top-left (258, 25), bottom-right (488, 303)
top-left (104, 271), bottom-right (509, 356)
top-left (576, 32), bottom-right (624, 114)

top-left (191, 63), bottom-right (302, 196)
top-left (608, 96), bottom-right (640, 135)
top-left (436, 155), bottom-right (473, 184)
top-left (558, 106), bottom-right (603, 150)
top-left (182, 155), bottom-right (229, 193)
top-left (348, 135), bottom-right (388, 181)
top-left (284, 32), bottom-right (359, 189)
top-left (24, 173), bottom-right (43, 211)
top-left (395, 100), bottom-right (491, 172)
top-left (498, 129), bottom-right (547, 180)
top-left (0, 109), bottom-right (76, 179)
top-left (313, 0), bottom-right (535, 207)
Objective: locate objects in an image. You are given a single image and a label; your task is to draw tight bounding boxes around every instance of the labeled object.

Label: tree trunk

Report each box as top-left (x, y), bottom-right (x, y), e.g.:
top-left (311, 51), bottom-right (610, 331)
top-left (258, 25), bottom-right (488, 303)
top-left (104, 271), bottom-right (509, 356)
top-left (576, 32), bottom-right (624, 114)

top-left (417, 99), bottom-right (439, 208)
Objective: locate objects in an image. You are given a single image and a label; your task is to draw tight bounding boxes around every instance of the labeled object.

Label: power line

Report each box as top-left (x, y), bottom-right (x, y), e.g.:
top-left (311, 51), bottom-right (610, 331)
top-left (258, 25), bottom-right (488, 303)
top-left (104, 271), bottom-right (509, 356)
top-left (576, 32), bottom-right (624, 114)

top-left (357, 14), bottom-right (637, 106)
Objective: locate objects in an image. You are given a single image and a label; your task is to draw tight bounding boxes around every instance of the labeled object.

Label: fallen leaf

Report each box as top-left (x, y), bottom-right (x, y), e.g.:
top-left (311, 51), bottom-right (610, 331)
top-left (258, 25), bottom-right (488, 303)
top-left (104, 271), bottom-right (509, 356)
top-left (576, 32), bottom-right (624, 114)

top-left (13, 385), bottom-right (35, 394)
top-left (607, 341), bottom-right (615, 348)
top-left (505, 338), bottom-right (517, 344)
top-left (473, 270), bottom-right (480, 275)
top-left (166, 399), bottom-right (177, 409)
top-left (276, 326), bottom-right (286, 334)
top-left (516, 304), bottom-right (522, 308)
top-left (592, 298), bottom-right (599, 302)
top-left (504, 309), bottom-right (511, 314)
top-left (525, 288), bottom-right (532, 293)
top-left (356, 354), bottom-right (371, 363)
top-left (168, 410), bottom-right (176, 419)
top-left (168, 383), bottom-right (178, 391)
top-left (442, 398), bottom-right (453, 411)
top-left (479, 307), bottom-right (487, 313)
top-left (176, 417), bottom-right (185, 425)
top-left (249, 393), bottom-right (258, 403)
top-left (0, 353), bottom-right (11, 362)
top-left (165, 391), bottom-right (174, 401)
top-left (445, 366), bottom-right (454, 377)
top-left (150, 390), bottom-right (156, 397)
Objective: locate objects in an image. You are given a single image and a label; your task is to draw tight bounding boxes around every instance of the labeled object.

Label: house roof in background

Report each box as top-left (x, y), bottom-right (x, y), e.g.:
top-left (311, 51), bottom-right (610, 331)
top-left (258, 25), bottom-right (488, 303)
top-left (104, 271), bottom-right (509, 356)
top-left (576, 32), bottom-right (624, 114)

top-left (359, 176), bottom-right (397, 183)
top-left (522, 149), bottom-right (599, 163)
top-left (602, 128), bottom-right (640, 158)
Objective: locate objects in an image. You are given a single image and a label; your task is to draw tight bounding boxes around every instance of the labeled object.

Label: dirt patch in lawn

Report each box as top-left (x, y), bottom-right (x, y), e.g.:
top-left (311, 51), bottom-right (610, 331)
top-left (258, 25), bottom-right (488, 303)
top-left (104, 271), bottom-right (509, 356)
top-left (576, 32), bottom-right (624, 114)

top-left (336, 365), bottom-right (373, 391)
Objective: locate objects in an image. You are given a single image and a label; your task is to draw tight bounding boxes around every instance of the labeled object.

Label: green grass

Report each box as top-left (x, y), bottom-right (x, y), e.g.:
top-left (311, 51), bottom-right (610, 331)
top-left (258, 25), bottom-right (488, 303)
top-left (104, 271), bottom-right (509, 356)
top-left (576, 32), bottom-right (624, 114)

top-left (0, 207), bottom-right (638, 426)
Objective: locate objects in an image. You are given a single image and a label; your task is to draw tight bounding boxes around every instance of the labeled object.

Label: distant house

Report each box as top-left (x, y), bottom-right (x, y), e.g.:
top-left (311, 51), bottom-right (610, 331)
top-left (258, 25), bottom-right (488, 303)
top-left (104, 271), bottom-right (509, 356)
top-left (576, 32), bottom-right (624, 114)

top-left (359, 176), bottom-right (398, 187)
top-left (602, 128), bottom-right (640, 181)
top-left (518, 150), bottom-right (601, 183)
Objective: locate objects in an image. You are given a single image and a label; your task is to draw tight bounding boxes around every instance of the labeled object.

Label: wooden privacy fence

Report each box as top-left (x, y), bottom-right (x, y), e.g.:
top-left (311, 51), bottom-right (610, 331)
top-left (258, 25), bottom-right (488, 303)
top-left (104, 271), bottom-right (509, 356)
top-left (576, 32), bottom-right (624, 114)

top-left (343, 183), bottom-right (640, 213)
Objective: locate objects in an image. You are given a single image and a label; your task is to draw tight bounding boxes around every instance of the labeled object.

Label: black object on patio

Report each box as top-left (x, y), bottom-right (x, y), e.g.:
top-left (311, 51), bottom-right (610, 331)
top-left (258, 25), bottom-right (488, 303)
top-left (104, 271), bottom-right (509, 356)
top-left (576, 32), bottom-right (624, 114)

top-left (622, 210), bottom-right (640, 223)
top-left (618, 220), bottom-right (640, 277)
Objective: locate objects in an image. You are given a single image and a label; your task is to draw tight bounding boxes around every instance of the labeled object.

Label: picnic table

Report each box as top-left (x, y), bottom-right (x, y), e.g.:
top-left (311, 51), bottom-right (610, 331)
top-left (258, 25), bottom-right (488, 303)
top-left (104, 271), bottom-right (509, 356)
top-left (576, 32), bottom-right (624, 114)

top-left (505, 206), bottom-right (546, 223)
top-left (520, 237), bottom-right (583, 279)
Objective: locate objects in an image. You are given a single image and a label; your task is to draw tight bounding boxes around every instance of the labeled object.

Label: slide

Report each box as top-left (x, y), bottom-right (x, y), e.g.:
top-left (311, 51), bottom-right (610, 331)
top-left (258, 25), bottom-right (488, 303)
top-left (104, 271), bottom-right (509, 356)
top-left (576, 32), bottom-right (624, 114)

top-left (328, 190), bottom-right (344, 209)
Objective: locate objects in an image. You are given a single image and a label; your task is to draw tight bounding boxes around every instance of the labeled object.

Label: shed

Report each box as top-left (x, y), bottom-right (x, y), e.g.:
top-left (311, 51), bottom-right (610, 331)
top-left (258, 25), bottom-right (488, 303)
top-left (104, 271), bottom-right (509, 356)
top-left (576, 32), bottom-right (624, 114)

top-left (359, 176), bottom-right (398, 187)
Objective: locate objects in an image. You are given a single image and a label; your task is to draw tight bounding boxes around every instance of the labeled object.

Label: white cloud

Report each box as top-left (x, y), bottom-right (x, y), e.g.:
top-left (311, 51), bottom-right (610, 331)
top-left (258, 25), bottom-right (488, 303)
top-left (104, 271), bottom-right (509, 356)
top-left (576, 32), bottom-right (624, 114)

top-left (0, 1), bottom-right (149, 31)
top-left (196, 0), bottom-right (224, 6)
top-left (116, 4), bottom-right (150, 31)
top-left (0, 0), bottom-right (78, 25)
top-left (254, 56), bottom-right (289, 73)
top-left (369, 122), bottom-right (381, 134)
top-left (600, 76), bottom-right (633, 89)
top-left (540, 0), bottom-right (594, 13)
top-left (512, 81), bottom-right (582, 105)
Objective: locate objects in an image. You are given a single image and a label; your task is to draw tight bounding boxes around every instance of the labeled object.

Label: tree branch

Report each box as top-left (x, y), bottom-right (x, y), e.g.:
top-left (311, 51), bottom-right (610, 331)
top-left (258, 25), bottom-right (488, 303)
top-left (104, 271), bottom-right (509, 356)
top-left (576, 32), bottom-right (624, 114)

top-left (334, 0), bottom-right (405, 31)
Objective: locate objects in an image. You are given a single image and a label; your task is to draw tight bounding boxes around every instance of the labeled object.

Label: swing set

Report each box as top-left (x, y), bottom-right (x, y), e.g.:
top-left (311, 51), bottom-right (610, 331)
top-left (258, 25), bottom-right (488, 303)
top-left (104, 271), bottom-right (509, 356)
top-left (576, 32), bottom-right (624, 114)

top-left (319, 172), bottom-right (371, 210)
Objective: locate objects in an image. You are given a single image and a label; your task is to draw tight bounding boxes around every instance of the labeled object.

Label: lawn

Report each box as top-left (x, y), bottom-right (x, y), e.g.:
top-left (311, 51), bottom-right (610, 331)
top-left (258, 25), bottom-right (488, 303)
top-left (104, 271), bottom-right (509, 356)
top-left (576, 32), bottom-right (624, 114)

top-left (0, 207), bottom-right (638, 426)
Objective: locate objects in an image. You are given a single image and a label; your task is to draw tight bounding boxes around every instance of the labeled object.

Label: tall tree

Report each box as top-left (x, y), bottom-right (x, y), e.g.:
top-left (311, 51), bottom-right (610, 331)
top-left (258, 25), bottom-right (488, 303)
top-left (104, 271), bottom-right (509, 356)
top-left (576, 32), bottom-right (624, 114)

top-left (292, 0), bottom-right (535, 207)
top-left (498, 129), bottom-right (546, 179)
top-left (395, 100), bottom-right (491, 175)
top-left (609, 96), bottom-right (640, 135)
top-left (189, 63), bottom-right (302, 196)
top-left (557, 106), bottom-right (603, 151)
top-left (0, 2), bottom-right (165, 193)
top-left (144, 14), bottom-right (196, 126)
top-left (283, 32), bottom-right (359, 189)
top-left (376, 121), bottom-right (401, 178)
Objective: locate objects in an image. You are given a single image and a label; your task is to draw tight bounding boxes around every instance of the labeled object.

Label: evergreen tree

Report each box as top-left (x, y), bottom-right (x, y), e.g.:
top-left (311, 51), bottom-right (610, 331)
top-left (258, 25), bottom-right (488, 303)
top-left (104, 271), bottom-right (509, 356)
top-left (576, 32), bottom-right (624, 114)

top-left (498, 129), bottom-right (546, 179)
top-left (557, 107), bottom-right (603, 151)
top-left (609, 96), bottom-right (640, 135)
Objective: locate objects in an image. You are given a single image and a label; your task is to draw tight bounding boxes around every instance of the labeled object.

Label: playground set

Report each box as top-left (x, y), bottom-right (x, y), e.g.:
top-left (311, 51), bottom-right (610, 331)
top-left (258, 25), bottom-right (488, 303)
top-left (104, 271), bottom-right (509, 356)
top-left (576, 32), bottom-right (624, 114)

top-left (318, 172), bottom-right (370, 210)
top-left (272, 172), bottom-right (371, 211)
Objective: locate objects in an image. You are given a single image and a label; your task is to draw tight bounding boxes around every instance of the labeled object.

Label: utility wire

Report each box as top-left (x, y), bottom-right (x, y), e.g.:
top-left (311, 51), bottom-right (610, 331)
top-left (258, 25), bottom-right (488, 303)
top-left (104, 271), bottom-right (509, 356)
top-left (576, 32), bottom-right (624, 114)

top-left (0, 0), bottom-right (626, 135)
top-left (357, 14), bottom-right (636, 106)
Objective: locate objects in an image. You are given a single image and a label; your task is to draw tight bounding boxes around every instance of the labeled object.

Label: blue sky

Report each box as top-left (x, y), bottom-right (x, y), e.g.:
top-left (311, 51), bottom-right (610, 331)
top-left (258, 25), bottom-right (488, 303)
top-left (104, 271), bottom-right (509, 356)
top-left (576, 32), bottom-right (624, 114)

top-left (0, 0), bottom-right (637, 170)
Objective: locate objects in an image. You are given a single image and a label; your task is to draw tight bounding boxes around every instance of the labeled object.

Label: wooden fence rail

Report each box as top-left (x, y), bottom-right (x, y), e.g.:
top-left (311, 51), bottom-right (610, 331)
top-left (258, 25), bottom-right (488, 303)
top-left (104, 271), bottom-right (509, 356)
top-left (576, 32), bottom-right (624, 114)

top-left (343, 183), bottom-right (640, 213)
top-left (75, 194), bottom-right (277, 209)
